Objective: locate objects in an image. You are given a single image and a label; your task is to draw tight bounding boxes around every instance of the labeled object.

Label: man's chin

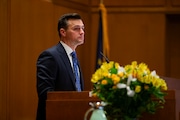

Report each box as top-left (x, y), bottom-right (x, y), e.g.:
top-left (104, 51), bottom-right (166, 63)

top-left (78, 40), bottom-right (84, 45)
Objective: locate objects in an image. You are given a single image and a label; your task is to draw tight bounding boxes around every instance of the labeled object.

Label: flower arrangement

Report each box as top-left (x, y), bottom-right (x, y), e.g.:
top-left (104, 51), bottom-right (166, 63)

top-left (91, 61), bottom-right (168, 120)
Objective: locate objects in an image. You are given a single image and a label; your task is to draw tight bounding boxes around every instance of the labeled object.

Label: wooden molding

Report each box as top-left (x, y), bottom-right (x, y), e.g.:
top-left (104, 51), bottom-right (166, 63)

top-left (172, 0), bottom-right (180, 6)
top-left (52, 0), bottom-right (90, 12)
top-left (52, 0), bottom-right (180, 13)
top-left (91, 6), bottom-right (180, 13)
top-left (90, 0), bottom-right (166, 7)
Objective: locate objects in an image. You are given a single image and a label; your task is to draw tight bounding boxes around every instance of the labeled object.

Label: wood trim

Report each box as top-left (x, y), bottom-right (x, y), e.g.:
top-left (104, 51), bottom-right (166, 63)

top-left (0, 0), bottom-right (10, 119)
top-left (52, 0), bottom-right (90, 12)
top-left (52, 0), bottom-right (180, 13)
top-left (91, 6), bottom-right (180, 13)
top-left (65, 0), bottom-right (90, 6)
top-left (91, 0), bottom-right (166, 7)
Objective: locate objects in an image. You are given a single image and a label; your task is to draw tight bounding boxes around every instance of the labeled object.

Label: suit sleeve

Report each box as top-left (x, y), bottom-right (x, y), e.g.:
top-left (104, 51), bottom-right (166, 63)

top-left (36, 51), bottom-right (58, 100)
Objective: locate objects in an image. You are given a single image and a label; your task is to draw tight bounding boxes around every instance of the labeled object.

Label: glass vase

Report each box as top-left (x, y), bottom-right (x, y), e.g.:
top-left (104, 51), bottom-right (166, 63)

top-left (84, 102), bottom-right (107, 120)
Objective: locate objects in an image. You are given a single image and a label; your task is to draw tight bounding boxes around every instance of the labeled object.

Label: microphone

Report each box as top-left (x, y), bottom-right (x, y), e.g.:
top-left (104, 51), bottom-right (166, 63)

top-left (100, 52), bottom-right (110, 63)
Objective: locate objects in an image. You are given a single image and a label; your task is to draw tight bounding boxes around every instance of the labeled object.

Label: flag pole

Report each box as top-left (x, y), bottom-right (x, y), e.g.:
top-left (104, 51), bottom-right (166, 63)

top-left (99, 0), bottom-right (110, 59)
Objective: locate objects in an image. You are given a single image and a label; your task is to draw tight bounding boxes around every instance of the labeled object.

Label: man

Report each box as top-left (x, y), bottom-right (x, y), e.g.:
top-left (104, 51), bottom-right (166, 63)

top-left (36, 13), bottom-right (84, 120)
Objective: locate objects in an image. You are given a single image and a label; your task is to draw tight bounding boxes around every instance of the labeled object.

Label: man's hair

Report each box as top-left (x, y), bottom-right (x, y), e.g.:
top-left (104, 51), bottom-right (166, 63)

top-left (57, 13), bottom-right (82, 37)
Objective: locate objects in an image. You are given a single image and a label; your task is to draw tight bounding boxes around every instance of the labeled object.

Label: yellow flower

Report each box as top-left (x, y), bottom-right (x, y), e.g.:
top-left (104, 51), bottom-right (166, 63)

top-left (160, 79), bottom-right (168, 90)
top-left (124, 65), bottom-right (132, 74)
top-left (137, 76), bottom-right (145, 83)
top-left (144, 76), bottom-right (152, 84)
top-left (115, 62), bottom-right (120, 69)
top-left (135, 85), bottom-right (141, 93)
top-left (152, 78), bottom-right (162, 88)
top-left (132, 70), bottom-right (137, 78)
top-left (111, 74), bottom-right (120, 84)
top-left (103, 72), bottom-right (110, 77)
top-left (101, 79), bottom-right (108, 85)
top-left (118, 72), bottom-right (124, 77)
top-left (139, 62), bottom-right (148, 70)
top-left (132, 61), bottom-right (138, 68)
top-left (91, 75), bottom-right (98, 83)
top-left (91, 72), bottom-right (101, 83)
top-left (101, 61), bottom-right (114, 71)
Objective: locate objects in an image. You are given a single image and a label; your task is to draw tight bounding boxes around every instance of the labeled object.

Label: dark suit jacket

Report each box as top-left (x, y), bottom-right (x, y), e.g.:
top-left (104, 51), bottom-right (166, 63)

top-left (36, 42), bottom-right (84, 120)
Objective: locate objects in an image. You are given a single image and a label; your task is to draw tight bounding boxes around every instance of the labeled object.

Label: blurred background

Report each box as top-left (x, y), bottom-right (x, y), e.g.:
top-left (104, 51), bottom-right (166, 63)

top-left (0, 0), bottom-right (180, 119)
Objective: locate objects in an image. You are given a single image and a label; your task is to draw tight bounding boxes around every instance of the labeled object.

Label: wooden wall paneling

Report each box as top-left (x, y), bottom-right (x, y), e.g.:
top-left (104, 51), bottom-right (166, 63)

top-left (166, 14), bottom-right (180, 79)
top-left (9, 0), bottom-right (55, 119)
top-left (89, 13), bottom-right (99, 77)
top-left (172, 0), bottom-right (180, 6)
top-left (0, 0), bottom-right (9, 120)
top-left (91, 12), bottom-right (166, 76)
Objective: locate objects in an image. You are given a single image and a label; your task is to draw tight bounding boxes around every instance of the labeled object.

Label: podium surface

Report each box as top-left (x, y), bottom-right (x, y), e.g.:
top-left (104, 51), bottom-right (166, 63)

top-left (46, 91), bottom-right (98, 120)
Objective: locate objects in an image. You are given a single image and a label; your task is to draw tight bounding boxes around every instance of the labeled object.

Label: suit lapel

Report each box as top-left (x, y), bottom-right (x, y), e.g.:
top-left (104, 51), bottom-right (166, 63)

top-left (56, 43), bottom-right (77, 89)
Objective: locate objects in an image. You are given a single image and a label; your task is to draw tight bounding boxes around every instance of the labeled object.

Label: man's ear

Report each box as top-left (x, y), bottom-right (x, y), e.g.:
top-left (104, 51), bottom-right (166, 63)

top-left (60, 28), bottom-right (66, 37)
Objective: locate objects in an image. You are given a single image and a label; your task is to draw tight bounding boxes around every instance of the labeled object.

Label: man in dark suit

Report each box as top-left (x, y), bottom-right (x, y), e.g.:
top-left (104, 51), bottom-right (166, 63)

top-left (36, 13), bottom-right (85, 120)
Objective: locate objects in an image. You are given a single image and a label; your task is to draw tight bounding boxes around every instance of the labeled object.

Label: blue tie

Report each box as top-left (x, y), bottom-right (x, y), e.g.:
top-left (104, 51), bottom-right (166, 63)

top-left (71, 51), bottom-right (81, 91)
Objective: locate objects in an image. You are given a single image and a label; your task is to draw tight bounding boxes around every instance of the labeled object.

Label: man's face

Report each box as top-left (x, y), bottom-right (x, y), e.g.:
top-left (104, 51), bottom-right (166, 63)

top-left (65, 19), bottom-right (85, 46)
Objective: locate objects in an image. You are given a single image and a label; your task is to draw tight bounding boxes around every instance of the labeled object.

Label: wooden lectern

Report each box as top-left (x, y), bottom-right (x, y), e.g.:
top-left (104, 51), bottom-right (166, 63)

top-left (46, 77), bottom-right (180, 120)
top-left (46, 91), bottom-right (99, 120)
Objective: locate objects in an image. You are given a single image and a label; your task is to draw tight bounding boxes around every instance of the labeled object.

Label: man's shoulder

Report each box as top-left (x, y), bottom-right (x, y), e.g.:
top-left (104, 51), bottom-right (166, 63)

top-left (38, 43), bottom-right (61, 57)
top-left (45, 43), bottom-right (63, 53)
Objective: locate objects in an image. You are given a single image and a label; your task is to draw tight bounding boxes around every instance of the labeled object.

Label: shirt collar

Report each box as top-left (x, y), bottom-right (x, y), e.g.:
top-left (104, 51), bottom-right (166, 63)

top-left (60, 41), bottom-right (74, 56)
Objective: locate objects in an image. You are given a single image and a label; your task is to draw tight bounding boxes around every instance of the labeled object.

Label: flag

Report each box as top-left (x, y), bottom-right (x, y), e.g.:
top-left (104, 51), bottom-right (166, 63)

top-left (95, 3), bottom-right (110, 70)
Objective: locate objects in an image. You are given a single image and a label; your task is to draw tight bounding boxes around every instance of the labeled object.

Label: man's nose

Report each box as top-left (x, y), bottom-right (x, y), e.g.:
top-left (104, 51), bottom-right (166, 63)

top-left (80, 28), bottom-right (84, 34)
